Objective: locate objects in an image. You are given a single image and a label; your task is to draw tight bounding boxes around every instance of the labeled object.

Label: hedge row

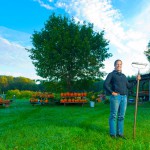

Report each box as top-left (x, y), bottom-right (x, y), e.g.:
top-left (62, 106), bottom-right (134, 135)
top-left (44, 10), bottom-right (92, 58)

top-left (6, 90), bottom-right (35, 99)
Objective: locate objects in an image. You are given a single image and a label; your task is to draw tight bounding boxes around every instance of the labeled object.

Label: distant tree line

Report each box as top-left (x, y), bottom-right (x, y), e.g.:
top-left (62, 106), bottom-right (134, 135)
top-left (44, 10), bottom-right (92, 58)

top-left (0, 75), bottom-right (105, 94)
top-left (0, 75), bottom-right (44, 93)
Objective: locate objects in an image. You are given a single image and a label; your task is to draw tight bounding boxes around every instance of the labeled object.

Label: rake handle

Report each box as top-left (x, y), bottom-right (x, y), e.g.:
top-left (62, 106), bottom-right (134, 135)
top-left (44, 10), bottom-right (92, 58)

top-left (133, 71), bottom-right (140, 139)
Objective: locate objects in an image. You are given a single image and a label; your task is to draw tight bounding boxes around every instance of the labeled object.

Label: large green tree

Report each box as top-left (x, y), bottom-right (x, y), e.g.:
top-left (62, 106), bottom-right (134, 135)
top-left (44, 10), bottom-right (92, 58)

top-left (27, 13), bottom-right (112, 91)
top-left (144, 41), bottom-right (150, 62)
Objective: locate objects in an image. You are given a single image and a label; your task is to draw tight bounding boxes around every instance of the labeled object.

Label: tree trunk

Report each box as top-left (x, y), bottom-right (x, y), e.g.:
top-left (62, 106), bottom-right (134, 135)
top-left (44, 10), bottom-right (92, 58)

top-left (66, 78), bottom-right (72, 92)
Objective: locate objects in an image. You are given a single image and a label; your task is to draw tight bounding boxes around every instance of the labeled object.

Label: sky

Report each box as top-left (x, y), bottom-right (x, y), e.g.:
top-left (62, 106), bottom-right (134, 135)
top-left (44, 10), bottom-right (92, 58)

top-left (0, 0), bottom-right (150, 80)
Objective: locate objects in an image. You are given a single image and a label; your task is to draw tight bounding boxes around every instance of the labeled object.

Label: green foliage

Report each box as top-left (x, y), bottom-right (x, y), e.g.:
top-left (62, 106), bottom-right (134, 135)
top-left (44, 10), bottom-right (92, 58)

top-left (87, 92), bottom-right (99, 101)
top-left (6, 90), bottom-right (34, 99)
top-left (0, 75), bottom-right (44, 92)
top-left (0, 76), bottom-right (8, 93)
top-left (28, 13), bottom-right (112, 91)
top-left (20, 90), bottom-right (33, 98)
top-left (42, 80), bottom-right (64, 93)
top-left (103, 97), bottom-right (110, 104)
top-left (144, 41), bottom-right (150, 62)
top-left (6, 89), bottom-right (21, 99)
top-left (54, 93), bottom-right (61, 101)
top-left (39, 78), bottom-right (105, 93)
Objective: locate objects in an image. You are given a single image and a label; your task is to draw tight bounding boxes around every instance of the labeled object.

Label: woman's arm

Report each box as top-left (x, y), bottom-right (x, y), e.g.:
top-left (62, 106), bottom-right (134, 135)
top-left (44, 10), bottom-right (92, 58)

top-left (126, 75), bottom-right (141, 89)
top-left (104, 73), bottom-right (113, 94)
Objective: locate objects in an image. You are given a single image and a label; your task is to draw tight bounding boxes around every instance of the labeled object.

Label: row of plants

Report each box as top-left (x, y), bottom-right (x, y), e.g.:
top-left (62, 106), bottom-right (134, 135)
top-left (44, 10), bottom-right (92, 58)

top-left (60, 92), bottom-right (87, 103)
top-left (5, 90), bottom-right (55, 100)
top-left (60, 99), bottom-right (87, 103)
top-left (60, 92), bottom-right (87, 97)
top-left (30, 98), bottom-right (49, 104)
top-left (30, 92), bottom-right (55, 104)
top-left (31, 92), bottom-right (54, 99)
top-left (2, 89), bottom-right (109, 104)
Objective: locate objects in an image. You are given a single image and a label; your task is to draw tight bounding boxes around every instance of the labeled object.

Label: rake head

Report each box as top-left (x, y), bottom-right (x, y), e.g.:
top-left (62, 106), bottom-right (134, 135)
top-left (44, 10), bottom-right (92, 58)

top-left (132, 62), bottom-right (148, 74)
top-left (131, 62), bottom-right (147, 69)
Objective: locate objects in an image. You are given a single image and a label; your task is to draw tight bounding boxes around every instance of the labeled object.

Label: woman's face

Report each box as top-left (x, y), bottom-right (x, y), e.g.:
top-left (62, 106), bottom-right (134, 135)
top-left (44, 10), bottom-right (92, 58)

top-left (115, 60), bottom-right (122, 72)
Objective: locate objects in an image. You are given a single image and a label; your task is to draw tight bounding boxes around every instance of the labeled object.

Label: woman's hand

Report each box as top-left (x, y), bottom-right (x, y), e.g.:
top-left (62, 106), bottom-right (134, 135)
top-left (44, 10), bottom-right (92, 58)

top-left (112, 92), bottom-right (118, 96)
top-left (136, 75), bottom-right (141, 80)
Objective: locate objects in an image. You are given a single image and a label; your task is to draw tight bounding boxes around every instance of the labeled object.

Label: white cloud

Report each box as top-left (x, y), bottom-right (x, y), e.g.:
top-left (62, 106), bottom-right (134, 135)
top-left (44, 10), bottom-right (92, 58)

top-left (0, 36), bottom-right (40, 79)
top-left (56, 2), bottom-right (67, 8)
top-left (0, 26), bottom-right (31, 47)
top-left (34, 0), bottom-right (54, 10)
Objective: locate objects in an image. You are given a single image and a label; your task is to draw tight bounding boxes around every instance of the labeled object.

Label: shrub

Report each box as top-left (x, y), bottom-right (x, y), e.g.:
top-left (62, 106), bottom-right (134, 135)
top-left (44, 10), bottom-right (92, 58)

top-left (6, 90), bottom-right (35, 99)
top-left (20, 90), bottom-right (34, 98)
top-left (103, 97), bottom-right (110, 104)
top-left (6, 89), bottom-right (21, 99)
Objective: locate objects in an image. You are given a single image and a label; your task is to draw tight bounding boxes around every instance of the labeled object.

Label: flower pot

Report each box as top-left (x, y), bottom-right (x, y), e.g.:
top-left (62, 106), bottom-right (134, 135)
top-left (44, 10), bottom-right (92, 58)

top-left (90, 101), bottom-right (95, 107)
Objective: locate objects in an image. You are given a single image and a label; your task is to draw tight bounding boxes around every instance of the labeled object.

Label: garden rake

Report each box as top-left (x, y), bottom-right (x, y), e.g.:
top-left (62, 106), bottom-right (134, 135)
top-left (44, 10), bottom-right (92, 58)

top-left (131, 62), bottom-right (147, 139)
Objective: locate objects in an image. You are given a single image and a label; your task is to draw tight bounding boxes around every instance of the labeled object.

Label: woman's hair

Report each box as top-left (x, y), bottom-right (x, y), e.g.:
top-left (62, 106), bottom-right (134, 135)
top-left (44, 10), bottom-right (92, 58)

top-left (114, 59), bottom-right (122, 66)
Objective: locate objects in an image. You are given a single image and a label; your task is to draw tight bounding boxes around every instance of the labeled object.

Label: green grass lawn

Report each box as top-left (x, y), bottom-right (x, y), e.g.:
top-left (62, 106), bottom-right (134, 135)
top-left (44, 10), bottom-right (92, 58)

top-left (0, 100), bottom-right (150, 150)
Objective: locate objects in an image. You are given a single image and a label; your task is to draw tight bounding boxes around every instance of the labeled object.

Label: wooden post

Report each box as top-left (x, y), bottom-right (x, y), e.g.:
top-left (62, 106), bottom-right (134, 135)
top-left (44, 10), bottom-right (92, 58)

top-left (133, 70), bottom-right (140, 139)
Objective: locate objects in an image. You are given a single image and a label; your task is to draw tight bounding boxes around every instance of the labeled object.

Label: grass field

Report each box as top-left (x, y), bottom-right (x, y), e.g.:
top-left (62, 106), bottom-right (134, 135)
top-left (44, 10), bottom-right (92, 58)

top-left (0, 99), bottom-right (150, 150)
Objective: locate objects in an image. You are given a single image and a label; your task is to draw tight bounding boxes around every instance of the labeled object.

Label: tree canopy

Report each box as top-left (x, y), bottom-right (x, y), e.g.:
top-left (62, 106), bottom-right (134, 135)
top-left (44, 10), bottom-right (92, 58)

top-left (28, 13), bottom-right (112, 91)
top-left (144, 41), bottom-right (150, 62)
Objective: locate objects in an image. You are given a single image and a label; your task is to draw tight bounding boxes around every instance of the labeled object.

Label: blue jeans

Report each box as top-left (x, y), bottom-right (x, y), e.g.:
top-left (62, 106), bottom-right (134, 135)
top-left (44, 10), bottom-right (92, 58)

top-left (109, 95), bottom-right (127, 136)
